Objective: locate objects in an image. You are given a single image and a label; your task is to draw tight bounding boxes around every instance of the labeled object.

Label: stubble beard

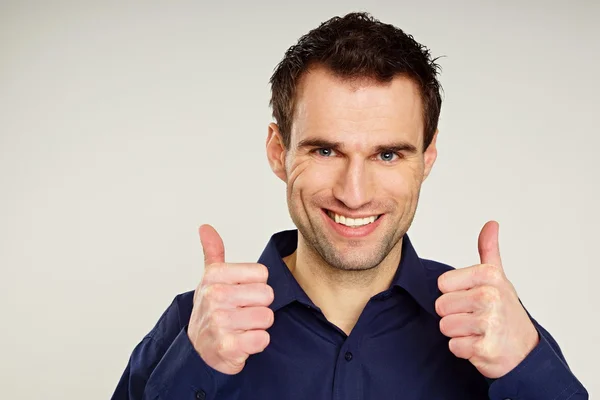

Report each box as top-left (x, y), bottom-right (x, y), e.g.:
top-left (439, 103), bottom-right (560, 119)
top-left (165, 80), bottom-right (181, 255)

top-left (289, 203), bottom-right (411, 272)
top-left (307, 226), bottom-right (402, 271)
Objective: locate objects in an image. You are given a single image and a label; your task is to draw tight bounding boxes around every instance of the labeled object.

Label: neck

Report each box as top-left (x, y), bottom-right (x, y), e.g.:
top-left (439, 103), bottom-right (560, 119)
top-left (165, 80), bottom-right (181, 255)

top-left (283, 234), bottom-right (403, 335)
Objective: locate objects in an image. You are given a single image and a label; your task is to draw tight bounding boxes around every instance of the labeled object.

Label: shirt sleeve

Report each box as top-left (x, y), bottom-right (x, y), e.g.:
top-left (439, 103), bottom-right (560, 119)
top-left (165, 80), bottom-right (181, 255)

top-left (488, 318), bottom-right (588, 400)
top-left (111, 295), bottom-right (219, 400)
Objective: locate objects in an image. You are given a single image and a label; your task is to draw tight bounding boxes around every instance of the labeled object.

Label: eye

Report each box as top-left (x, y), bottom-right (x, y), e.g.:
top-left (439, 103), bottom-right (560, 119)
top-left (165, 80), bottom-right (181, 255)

top-left (379, 151), bottom-right (399, 162)
top-left (316, 148), bottom-right (336, 157)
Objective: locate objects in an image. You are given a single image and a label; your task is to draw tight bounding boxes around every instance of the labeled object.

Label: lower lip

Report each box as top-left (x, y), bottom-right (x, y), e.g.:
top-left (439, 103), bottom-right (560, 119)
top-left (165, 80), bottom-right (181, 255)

top-left (321, 209), bottom-right (384, 238)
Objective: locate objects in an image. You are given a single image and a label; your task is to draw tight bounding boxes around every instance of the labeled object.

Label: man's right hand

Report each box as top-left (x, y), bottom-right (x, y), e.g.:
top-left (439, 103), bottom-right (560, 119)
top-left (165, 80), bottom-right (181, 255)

top-left (188, 224), bottom-right (275, 375)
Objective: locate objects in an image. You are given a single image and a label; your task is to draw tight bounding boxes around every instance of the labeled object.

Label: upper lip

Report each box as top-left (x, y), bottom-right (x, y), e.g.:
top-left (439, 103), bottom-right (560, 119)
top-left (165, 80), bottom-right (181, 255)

top-left (324, 208), bottom-right (383, 219)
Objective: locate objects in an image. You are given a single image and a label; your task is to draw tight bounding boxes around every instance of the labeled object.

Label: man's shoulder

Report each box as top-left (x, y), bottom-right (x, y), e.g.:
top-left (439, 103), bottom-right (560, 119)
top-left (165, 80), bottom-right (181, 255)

top-left (419, 257), bottom-right (456, 276)
top-left (420, 258), bottom-right (456, 272)
top-left (173, 290), bottom-right (195, 323)
top-left (146, 290), bottom-right (195, 346)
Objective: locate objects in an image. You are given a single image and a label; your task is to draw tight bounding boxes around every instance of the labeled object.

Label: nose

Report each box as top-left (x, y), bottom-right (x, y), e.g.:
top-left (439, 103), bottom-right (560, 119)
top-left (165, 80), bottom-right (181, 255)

top-left (332, 157), bottom-right (374, 209)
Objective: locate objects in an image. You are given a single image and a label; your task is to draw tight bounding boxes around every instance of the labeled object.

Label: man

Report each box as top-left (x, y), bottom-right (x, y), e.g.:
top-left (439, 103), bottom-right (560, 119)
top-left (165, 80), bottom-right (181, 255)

top-left (113, 12), bottom-right (587, 400)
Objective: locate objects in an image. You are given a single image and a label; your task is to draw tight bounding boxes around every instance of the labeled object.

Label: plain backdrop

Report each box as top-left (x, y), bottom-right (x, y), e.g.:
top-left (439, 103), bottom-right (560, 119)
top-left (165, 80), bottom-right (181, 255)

top-left (1, 1), bottom-right (598, 398)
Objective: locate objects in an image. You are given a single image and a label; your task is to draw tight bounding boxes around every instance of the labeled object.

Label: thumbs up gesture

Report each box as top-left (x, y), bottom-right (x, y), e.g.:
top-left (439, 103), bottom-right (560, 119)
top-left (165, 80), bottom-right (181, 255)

top-left (187, 225), bottom-right (275, 375)
top-left (435, 221), bottom-right (540, 379)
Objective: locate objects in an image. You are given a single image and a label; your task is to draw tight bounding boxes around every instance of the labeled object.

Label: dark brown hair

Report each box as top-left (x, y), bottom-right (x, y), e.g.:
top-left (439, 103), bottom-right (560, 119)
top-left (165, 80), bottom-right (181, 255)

top-left (269, 12), bottom-right (443, 151)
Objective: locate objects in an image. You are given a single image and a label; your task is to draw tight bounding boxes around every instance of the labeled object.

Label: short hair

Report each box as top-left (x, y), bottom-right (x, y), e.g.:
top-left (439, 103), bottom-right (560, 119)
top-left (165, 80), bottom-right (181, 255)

top-left (269, 12), bottom-right (443, 151)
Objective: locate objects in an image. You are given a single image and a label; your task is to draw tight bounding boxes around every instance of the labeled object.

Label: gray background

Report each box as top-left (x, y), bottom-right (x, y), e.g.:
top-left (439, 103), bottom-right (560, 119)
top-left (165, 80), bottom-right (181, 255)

top-left (1, 1), bottom-right (598, 398)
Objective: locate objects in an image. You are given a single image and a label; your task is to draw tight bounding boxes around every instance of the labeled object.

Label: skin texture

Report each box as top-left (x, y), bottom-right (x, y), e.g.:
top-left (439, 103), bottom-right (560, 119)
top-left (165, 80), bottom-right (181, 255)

top-left (266, 66), bottom-right (437, 333)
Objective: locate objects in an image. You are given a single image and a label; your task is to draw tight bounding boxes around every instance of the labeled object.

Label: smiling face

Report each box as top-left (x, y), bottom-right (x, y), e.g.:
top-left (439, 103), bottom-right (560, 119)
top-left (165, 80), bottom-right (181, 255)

top-left (267, 66), bottom-right (438, 271)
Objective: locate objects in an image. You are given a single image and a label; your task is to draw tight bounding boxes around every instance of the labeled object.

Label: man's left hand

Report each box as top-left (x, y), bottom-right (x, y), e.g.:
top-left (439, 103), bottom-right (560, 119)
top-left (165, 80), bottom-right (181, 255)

top-left (435, 220), bottom-right (540, 379)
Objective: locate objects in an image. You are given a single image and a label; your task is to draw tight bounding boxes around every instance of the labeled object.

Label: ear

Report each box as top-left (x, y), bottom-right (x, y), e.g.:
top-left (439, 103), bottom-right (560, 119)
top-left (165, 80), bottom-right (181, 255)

top-left (422, 129), bottom-right (438, 181)
top-left (266, 123), bottom-right (288, 182)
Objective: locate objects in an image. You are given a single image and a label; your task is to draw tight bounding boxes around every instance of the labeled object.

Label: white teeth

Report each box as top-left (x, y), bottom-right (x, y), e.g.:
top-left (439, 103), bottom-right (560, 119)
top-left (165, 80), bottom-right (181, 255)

top-left (327, 211), bottom-right (379, 227)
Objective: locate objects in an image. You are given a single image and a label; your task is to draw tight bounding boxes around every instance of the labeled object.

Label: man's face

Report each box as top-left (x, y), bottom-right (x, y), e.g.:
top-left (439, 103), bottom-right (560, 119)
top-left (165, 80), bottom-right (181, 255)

top-left (267, 67), bottom-right (437, 271)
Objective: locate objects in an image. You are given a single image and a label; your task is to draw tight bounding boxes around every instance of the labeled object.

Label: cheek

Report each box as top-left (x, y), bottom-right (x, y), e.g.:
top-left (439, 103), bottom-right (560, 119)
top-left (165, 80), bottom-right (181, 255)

top-left (376, 163), bottom-right (423, 199)
top-left (372, 167), bottom-right (424, 219)
top-left (286, 158), bottom-right (308, 195)
top-left (287, 158), bottom-right (340, 197)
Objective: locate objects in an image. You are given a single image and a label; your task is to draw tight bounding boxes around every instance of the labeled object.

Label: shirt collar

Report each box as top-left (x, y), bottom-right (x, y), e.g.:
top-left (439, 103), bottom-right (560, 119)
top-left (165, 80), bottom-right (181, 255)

top-left (258, 229), bottom-right (439, 317)
top-left (390, 233), bottom-right (440, 317)
top-left (258, 230), bottom-right (313, 311)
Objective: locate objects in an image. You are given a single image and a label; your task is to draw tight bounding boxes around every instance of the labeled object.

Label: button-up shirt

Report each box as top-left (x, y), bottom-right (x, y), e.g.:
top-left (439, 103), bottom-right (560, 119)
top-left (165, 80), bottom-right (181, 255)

top-left (112, 230), bottom-right (588, 399)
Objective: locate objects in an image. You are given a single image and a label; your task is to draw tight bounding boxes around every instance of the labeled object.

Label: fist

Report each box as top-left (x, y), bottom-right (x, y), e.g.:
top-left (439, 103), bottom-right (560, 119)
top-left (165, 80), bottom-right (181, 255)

top-left (188, 224), bottom-right (275, 375)
top-left (435, 221), bottom-right (540, 379)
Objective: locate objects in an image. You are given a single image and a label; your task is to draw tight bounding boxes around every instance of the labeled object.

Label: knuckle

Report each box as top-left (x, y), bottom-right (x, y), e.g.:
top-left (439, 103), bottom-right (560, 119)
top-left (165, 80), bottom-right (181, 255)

top-left (475, 287), bottom-right (488, 302)
top-left (473, 338), bottom-right (489, 358)
top-left (204, 283), bottom-right (229, 303)
top-left (216, 333), bottom-right (237, 356)
top-left (477, 286), bottom-right (500, 304)
top-left (483, 264), bottom-right (503, 283)
top-left (202, 263), bottom-right (225, 283)
top-left (474, 265), bottom-right (489, 281)
top-left (202, 284), bottom-right (216, 302)
top-left (480, 315), bottom-right (491, 332)
top-left (225, 357), bottom-right (246, 374)
top-left (209, 309), bottom-right (229, 327)
top-left (483, 312), bottom-right (501, 331)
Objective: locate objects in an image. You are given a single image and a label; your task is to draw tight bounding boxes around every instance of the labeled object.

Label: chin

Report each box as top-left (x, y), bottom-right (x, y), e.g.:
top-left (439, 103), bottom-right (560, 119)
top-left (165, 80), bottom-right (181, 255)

top-left (320, 247), bottom-right (386, 271)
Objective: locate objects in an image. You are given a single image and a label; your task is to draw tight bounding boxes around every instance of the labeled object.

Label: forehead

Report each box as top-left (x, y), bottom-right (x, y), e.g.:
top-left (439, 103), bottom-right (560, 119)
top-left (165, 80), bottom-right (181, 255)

top-left (290, 67), bottom-right (425, 149)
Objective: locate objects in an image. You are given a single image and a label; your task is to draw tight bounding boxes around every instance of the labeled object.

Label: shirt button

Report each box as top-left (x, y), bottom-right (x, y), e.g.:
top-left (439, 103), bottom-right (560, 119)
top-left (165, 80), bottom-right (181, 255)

top-left (344, 351), bottom-right (353, 361)
top-left (195, 390), bottom-right (206, 400)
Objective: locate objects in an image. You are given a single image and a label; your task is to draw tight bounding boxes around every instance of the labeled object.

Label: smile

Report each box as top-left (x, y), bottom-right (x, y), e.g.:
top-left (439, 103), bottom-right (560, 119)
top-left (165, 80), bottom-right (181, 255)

top-left (325, 210), bottom-right (381, 228)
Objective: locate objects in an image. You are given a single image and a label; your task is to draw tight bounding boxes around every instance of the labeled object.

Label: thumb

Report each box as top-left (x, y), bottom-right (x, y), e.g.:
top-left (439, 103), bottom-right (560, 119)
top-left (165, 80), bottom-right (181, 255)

top-left (478, 220), bottom-right (503, 268)
top-left (199, 224), bottom-right (225, 265)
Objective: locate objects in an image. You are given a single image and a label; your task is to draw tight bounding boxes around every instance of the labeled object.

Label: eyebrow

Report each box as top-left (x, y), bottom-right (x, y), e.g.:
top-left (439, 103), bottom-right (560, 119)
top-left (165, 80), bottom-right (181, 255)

top-left (296, 138), bottom-right (419, 154)
top-left (297, 138), bottom-right (343, 150)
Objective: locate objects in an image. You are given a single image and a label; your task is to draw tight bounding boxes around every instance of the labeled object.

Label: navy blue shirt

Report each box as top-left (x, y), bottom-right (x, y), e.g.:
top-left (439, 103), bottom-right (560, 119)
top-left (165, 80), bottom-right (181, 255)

top-left (113, 230), bottom-right (588, 399)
